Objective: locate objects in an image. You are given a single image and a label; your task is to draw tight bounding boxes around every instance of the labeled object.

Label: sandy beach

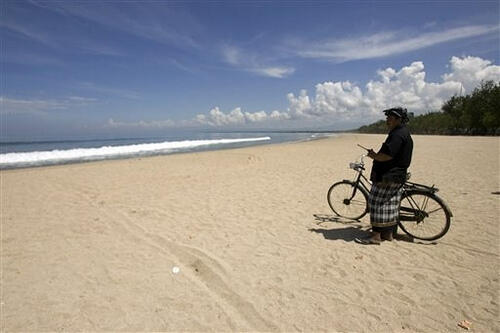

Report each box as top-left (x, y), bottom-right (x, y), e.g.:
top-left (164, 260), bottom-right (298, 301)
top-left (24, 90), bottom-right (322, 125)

top-left (1, 133), bottom-right (499, 332)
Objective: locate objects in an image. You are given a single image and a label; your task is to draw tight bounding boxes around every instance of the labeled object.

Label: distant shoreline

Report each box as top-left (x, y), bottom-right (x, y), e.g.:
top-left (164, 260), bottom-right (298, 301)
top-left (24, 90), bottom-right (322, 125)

top-left (203, 129), bottom-right (352, 134)
top-left (0, 131), bottom-right (337, 170)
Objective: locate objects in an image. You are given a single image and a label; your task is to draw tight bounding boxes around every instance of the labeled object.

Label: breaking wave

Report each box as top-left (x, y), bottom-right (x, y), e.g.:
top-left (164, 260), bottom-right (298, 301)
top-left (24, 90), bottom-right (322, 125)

top-left (0, 136), bottom-right (271, 169)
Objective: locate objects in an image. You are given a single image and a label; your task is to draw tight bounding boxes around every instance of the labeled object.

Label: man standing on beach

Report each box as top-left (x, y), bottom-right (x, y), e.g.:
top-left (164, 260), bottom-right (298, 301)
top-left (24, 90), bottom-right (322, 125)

top-left (358, 107), bottom-right (413, 245)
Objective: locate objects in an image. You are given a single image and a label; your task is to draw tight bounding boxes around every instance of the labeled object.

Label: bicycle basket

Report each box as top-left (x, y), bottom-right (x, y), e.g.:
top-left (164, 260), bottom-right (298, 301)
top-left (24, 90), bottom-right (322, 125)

top-left (349, 162), bottom-right (364, 171)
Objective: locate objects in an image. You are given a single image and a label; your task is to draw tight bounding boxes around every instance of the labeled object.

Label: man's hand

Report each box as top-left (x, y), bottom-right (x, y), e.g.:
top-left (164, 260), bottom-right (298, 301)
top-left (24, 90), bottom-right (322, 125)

top-left (367, 149), bottom-right (376, 159)
top-left (368, 150), bottom-right (393, 162)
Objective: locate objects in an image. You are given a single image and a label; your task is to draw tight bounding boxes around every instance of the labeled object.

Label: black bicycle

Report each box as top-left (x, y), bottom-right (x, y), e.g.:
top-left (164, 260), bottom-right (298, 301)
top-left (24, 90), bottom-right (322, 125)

top-left (327, 155), bottom-right (453, 241)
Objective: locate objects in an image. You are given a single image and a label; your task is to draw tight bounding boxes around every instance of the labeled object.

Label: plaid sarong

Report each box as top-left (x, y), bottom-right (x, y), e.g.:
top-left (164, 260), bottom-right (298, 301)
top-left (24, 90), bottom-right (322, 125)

top-left (369, 182), bottom-right (403, 227)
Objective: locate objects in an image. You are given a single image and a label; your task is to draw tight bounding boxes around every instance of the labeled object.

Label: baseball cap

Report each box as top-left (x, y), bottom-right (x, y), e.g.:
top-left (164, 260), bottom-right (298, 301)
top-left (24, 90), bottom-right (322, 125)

top-left (383, 107), bottom-right (409, 123)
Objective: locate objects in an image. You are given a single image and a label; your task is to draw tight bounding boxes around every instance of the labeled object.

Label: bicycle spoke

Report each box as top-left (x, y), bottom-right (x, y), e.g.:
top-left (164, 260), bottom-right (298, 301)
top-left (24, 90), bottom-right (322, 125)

top-left (427, 207), bottom-right (444, 215)
top-left (328, 181), bottom-right (368, 220)
top-left (399, 192), bottom-right (450, 241)
top-left (422, 195), bottom-right (430, 210)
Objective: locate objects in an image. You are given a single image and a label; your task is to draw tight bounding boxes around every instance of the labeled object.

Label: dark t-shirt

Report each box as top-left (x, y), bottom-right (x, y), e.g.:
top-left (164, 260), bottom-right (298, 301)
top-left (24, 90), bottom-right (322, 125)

top-left (370, 125), bottom-right (413, 182)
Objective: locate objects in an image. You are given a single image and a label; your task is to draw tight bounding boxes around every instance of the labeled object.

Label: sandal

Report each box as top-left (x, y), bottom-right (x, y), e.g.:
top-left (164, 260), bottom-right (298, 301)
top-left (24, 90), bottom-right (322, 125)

top-left (355, 237), bottom-right (381, 245)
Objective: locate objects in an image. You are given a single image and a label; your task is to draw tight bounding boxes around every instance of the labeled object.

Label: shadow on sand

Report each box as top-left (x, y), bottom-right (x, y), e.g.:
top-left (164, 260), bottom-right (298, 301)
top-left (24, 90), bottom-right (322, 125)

top-left (310, 214), bottom-right (436, 245)
top-left (309, 214), bottom-right (368, 242)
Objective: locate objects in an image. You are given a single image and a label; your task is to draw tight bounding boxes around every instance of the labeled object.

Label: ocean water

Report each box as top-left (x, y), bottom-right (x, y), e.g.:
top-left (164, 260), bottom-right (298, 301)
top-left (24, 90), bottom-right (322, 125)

top-left (0, 131), bottom-right (337, 170)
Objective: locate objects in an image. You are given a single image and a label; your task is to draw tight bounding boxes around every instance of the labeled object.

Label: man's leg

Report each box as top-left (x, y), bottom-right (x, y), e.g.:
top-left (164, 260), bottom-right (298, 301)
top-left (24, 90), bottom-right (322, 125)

top-left (382, 225), bottom-right (396, 241)
top-left (373, 225), bottom-right (394, 241)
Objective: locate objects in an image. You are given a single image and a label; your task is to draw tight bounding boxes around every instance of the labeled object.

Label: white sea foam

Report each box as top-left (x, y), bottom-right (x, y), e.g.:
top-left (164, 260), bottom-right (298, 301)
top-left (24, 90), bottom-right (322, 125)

top-left (0, 136), bottom-right (271, 169)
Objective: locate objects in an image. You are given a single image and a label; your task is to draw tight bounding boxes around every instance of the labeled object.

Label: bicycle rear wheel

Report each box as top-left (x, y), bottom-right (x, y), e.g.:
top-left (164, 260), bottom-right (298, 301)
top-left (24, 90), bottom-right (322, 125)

top-left (327, 181), bottom-right (368, 220)
top-left (398, 190), bottom-right (451, 241)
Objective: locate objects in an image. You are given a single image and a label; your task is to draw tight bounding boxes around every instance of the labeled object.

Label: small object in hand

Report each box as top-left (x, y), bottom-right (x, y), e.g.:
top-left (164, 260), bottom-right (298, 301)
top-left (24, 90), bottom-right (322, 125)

top-left (458, 320), bottom-right (472, 330)
top-left (357, 144), bottom-right (370, 151)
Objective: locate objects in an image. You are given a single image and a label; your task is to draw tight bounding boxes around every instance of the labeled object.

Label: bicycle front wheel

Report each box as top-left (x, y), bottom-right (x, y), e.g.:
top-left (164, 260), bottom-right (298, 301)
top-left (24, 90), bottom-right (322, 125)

top-left (327, 180), bottom-right (368, 220)
top-left (398, 190), bottom-right (451, 241)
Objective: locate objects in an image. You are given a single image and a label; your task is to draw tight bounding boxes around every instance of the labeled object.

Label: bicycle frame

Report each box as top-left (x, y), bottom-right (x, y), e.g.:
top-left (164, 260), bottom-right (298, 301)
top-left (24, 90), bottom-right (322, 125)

top-left (344, 170), bottom-right (371, 201)
top-left (328, 154), bottom-right (453, 240)
top-left (344, 155), bottom-right (453, 218)
top-left (343, 156), bottom-right (371, 201)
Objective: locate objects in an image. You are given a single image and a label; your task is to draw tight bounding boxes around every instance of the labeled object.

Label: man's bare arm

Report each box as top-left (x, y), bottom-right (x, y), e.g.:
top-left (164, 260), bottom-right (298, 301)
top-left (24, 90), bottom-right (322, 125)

top-left (367, 149), bottom-right (393, 162)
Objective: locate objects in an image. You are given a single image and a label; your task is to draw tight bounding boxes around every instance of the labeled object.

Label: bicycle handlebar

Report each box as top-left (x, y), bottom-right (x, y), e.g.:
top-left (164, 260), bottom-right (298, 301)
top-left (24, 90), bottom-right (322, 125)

top-left (349, 154), bottom-right (367, 171)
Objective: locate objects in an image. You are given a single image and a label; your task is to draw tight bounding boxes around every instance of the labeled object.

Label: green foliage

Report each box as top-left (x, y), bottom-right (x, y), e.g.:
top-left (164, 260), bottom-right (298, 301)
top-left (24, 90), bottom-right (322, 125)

top-left (358, 80), bottom-right (500, 135)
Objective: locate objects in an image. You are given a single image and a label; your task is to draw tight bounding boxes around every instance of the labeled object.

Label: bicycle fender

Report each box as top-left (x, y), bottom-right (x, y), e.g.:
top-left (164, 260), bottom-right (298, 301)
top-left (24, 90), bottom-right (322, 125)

top-left (434, 194), bottom-right (453, 217)
top-left (420, 192), bottom-right (453, 217)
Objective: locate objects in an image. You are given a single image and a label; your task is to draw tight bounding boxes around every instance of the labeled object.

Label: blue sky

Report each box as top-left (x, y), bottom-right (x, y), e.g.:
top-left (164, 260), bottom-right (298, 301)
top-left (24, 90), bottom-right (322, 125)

top-left (1, 0), bottom-right (499, 139)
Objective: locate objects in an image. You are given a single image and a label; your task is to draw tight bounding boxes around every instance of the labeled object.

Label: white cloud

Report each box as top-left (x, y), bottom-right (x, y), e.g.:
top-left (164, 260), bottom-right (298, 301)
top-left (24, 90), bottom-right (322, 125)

top-left (195, 107), bottom-right (273, 126)
top-left (107, 118), bottom-right (176, 129)
top-left (0, 96), bottom-right (98, 115)
top-left (0, 97), bottom-right (53, 115)
top-left (222, 46), bottom-right (241, 66)
top-left (8, 56), bottom-right (497, 129)
top-left (361, 61), bottom-right (462, 115)
top-left (194, 106), bottom-right (291, 126)
top-left (286, 90), bottom-right (312, 118)
top-left (291, 56), bottom-right (499, 121)
top-left (252, 66), bottom-right (295, 79)
top-left (1, 14), bottom-right (124, 57)
top-left (33, 1), bottom-right (201, 49)
top-left (269, 110), bottom-right (291, 121)
top-left (443, 56), bottom-right (500, 91)
top-left (222, 45), bottom-right (295, 78)
top-left (0, 20), bottom-right (57, 48)
top-left (194, 56), bottom-right (500, 127)
top-left (68, 96), bottom-right (98, 103)
top-left (294, 25), bottom-right (499, 62)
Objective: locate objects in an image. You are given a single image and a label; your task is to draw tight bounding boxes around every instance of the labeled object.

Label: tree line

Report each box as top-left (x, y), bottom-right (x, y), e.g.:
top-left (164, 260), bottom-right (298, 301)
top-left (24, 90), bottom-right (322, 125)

top-left (358, 80), bottom-right (500, 135)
